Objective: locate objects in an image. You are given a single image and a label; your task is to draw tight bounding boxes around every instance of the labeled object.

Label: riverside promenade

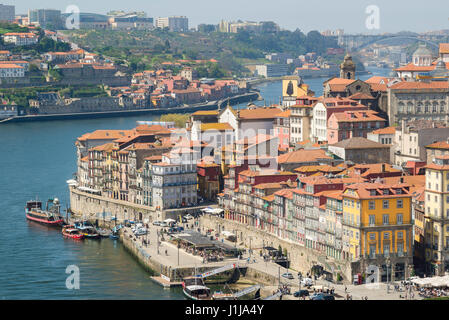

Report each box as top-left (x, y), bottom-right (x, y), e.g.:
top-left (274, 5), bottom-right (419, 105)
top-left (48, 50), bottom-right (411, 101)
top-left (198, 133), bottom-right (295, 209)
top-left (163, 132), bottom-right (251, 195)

top-left (119, 220), bottom-right (415, 300)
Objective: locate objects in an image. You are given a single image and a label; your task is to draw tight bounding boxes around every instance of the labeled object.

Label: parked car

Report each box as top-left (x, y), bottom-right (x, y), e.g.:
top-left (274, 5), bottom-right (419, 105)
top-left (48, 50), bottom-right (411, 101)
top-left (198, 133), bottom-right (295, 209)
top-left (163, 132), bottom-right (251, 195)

top-left (282, 272), bottom-right (294, 280)
top-left (134, 227), bottom-right (147, 236)
top-left (153, 221), bottom-right (162, 226)
top-left (160, 222), bottom-right (168, 227)
top-left (301, 278), bottom-right (314, 287)
top-left (310, 293), bottom-right (335, 301)
top-left (184, 214), bottom-right (194, 220)
top-left (293, 290), bottom-right (309, 298)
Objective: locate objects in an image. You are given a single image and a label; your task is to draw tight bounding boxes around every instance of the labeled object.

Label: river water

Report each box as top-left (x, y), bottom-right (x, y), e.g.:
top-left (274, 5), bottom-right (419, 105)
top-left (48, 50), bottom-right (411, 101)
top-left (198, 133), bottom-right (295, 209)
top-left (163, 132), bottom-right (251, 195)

top-left (0, 67), bottom-right (390, 299)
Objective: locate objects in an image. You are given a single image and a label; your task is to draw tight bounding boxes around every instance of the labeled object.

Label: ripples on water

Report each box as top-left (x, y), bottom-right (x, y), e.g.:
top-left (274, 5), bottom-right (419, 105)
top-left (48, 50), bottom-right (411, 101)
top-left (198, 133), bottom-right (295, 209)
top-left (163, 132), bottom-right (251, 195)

top-left (0, 67), bottom-right (389, 299)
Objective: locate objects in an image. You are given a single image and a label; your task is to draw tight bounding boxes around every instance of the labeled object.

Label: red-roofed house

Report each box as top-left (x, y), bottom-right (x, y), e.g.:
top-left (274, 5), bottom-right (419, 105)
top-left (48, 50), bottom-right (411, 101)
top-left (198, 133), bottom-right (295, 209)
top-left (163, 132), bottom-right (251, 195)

top-left (327, 110), bottom-right (387, 144)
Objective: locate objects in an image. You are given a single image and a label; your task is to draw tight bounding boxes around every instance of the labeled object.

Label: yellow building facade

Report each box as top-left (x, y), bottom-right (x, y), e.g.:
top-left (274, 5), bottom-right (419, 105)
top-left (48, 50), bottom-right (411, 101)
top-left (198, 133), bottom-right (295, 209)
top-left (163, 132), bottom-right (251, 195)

top-left (342, 182), bottom-right (413, 281)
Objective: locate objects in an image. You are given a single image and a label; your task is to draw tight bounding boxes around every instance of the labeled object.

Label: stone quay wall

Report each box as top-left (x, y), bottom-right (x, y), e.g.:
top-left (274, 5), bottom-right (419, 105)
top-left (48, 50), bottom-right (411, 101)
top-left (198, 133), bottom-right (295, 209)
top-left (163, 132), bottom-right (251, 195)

top-left (200, 215), bottom-right (354, 282)
top-left (69, 186), bottom-right (158, 223)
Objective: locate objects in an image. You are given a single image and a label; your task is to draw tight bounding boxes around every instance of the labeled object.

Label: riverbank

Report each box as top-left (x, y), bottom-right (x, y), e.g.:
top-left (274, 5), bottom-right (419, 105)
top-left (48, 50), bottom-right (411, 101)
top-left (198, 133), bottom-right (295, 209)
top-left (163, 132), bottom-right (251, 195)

top-left (0, 91), bottom-right (259, 124)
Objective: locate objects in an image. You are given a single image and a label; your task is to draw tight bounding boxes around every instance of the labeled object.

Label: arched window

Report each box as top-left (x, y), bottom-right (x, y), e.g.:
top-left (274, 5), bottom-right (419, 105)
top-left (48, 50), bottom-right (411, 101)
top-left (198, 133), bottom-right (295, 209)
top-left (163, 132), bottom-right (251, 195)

top-left (398, 102), bottom-right (405, 113)
top-left (440, 101), bottom-right (446, 113)
top-left (407, 102), bottom-right (414, 113)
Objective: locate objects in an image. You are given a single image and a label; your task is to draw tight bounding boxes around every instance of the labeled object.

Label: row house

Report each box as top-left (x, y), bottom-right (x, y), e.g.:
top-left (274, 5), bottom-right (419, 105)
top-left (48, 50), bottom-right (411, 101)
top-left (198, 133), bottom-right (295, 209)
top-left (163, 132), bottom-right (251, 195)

top-left (151, 148), bottom-right (199, 210)
top-left (0, 60), bottom-right (29, 71)
top-left (327, 110), bottom-right (387, 144)
top-left (289, 96), bottom-right (316, 144)
top-left (220, 169), bottom-right (296, 225)
top-left (342, 182), bottom-right (414, 281)
top-left (273, 110), bottom-right (291, 151)
top-left (2, 32), bottom-right (39, 46)
top-left (311, 97), bottom-right (369, 142)
top-left (197, 162), bottom-right (221, 201)
top-left (424, 156), bottom-right (449, 275)
top-left (43, 49), bottom-right (85, 63)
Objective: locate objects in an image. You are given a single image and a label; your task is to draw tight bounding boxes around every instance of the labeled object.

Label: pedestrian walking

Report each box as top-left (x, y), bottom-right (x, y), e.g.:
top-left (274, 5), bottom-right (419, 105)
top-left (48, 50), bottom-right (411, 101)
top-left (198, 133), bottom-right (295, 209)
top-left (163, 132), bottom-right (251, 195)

top-left (344, 285), bottom-right (347, 293)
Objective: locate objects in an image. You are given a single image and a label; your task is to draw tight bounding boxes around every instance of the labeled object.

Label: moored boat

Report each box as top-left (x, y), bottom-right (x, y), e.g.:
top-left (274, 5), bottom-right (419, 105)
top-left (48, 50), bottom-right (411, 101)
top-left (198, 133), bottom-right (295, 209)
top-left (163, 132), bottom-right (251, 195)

top-left (62, 225), bottom-right (84, 240)
top-left (182, 276), bottom-right (211, 300)
top-left (25, 198), bottom-right (64, 226)
top-left (78, 226), bottom-right (100, 239)
top-left (74, 221), bottom-right (101, 239)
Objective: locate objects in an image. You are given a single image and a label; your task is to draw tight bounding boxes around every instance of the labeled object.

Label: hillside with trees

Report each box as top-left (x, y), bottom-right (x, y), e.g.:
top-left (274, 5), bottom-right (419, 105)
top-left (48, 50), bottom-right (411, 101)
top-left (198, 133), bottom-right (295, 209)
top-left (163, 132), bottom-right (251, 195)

top-left (63, 28), bottom-right (340, 77)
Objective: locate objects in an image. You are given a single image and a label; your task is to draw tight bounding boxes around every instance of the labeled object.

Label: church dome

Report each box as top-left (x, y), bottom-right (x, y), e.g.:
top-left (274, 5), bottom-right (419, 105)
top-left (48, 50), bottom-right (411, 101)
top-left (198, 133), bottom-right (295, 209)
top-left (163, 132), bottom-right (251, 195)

top-left (413, 45), bottom-right (432, 57)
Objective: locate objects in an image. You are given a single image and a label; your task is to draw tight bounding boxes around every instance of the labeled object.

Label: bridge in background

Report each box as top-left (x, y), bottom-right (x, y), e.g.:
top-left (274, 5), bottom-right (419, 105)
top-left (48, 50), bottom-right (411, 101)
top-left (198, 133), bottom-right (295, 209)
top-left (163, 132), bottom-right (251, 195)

top-left (337, 34), bottom-right (447, 52)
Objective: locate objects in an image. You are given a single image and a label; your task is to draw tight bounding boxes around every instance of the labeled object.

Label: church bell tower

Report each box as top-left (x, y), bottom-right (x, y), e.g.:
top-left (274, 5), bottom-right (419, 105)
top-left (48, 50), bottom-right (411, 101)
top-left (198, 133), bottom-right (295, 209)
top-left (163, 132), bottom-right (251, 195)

top-left (340, 54), bottom-right (356, 80)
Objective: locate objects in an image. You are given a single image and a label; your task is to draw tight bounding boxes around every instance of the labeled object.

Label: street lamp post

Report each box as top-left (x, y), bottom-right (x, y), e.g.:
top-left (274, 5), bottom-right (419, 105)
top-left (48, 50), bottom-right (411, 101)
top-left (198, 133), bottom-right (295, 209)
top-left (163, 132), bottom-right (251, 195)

top-left (386, 256), bottom-right (391, 293)
top-left (177, 240), bottom-right (180, 266)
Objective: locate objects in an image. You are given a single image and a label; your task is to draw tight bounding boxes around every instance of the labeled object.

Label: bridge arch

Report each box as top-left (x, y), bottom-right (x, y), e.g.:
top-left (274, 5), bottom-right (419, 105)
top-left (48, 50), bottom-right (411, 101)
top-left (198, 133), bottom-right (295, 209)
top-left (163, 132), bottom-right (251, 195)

top-left (351, 36), bottom-right (440, 52)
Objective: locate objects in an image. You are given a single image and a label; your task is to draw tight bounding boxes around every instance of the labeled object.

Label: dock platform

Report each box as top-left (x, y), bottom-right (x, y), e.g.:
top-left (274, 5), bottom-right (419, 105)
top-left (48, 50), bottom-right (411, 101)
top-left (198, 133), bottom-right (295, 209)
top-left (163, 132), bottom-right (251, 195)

top-left (150, 276), bottom-right (183, 288)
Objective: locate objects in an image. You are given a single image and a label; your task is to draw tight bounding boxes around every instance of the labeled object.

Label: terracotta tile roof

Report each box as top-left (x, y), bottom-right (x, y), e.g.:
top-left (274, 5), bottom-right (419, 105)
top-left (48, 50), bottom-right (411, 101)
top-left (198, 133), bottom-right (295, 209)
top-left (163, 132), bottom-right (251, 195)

top-left (78, 130), bottom-right (133, 141)
top-left (390, 81), bottom-right (449, 90)
top-left (331, 110), bottom-right (386, 123)
top-left (278, 148), bottom-right (332, 164)
top-left (324, 190), bottom-right (343, 200)
top-left (192, 110), bottom-right (219, 116)
top-left (440, 43), bottom-right (449, 54)
top-left (254, 182), bottom-right (283, 190)
top-left (0, 63), bottom-right (23, 69)
top-left (365, 76), bottom-right (390, 84)
top-left (348, 92), bottom-right (375, 100)
top-left (238, 107), bottom-right (283, 120)
top-left (394, 63), bottom-right (436, 72)
top-left (276, 110), bottom-right (291, 118)
top-left (369, 83), bottom-right (388, 92)
top-left (329, 137), bottom-right (389, 149)
top-left (343, 182), bottom-right (412, 199)
top-left (426, 140), bottom-right (449, 150)
top-left (383, 175), bottom-right (425, 188)
top-left (353, 163), bottom-right (401, 177)
top-left (144, 155), bottom-right (163, 161)
top-left (370, 126), bottom-right (396, 135)
top-left (200, 123), bottom-right (233, 131)
top-left (91, 142), bottom-right (116, 152)
top-left (274, 188), bottom-right (294, 199)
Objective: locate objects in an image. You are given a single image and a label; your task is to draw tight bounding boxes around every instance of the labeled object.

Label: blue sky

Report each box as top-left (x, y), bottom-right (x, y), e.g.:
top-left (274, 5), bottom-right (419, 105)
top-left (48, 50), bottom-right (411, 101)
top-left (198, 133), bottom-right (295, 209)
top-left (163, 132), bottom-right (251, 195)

top-left (10, 0), bottom-right (449, 34)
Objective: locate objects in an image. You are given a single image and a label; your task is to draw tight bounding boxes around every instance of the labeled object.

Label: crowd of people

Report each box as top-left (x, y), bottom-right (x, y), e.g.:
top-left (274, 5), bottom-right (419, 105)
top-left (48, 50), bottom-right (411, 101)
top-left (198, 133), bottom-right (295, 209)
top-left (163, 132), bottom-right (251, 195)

top-left (418, 287), bottom-right (449, 298)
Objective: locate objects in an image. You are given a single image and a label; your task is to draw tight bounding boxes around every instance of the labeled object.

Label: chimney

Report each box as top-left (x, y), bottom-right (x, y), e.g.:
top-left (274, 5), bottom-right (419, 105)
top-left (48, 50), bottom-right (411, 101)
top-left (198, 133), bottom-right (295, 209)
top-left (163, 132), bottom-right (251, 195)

top-left (381, 163), bottom-right (386, 173)
top-left (400, 177), bottom-right (404, 184)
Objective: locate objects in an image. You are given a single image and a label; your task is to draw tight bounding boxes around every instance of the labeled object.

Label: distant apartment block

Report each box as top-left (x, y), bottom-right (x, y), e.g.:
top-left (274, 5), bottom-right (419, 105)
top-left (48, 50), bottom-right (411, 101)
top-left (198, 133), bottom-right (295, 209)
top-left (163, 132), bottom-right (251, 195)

top-left (0, 4), bottom-right (14, 22)
top-left (0, 63), bottom-right (24, 77)
top-left (155, 16), bottom-right (188, 32)
top-left (255, 64), bottom-right (288, 78)
top-left (219, 20), bottom-right (279, 33)
top-left (109, 15), bottom-right (153, 30)
top-left (28, 9), bottom-right (61, 29)
top-left (2, 32), bottom-right (39, 46)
